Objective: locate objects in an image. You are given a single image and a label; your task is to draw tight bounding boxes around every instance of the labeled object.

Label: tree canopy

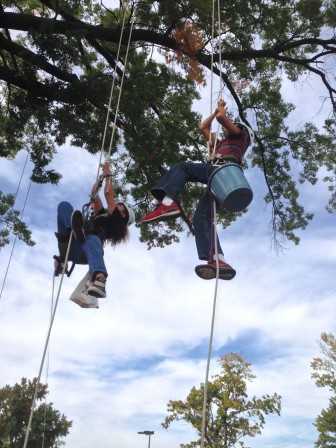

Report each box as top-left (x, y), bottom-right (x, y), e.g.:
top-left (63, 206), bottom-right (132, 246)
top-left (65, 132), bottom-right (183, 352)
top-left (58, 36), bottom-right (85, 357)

top-left (162, 353), bottom-right (281, 448)
top-left (0, 191), bottom-right (35, 248)
top-left (0, 377), bottom-right (72, 447)
top-left (1, 0), bottom-right (336, 248)
top-left (311, 332), bottom-right (336, 448)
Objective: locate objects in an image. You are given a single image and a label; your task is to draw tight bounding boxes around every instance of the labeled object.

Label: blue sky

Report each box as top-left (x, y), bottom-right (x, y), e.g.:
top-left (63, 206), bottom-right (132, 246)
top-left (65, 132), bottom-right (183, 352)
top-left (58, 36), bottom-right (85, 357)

top-left (0, 74), bottom-right (335, 448)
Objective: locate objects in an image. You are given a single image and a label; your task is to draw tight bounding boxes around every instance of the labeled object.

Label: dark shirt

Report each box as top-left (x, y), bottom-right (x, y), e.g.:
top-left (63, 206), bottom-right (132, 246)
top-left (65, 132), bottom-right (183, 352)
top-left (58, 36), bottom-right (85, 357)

top-left (89, 207), bottom-right (125, 240)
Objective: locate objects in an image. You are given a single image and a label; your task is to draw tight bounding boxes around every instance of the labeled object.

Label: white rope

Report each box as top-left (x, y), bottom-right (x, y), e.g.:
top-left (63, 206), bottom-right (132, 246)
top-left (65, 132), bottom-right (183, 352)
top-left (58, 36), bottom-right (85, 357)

top-left (209, 0), bottom-right (223, 157)
top-left (23, 233), bottom-right (74, 448)
top-left (207, 0), bottom-right (216, 159)
top-left (96, 7), bottom-right (129, 180)
top-left (107, 12), bottom-right (135, 158)
top-left (217, 0), bottom-right (223, 95)
top-left (0, 152), bottom-right (30, 302)
top-left (41, 273), bottom-right (55, 448)
top-left (200, 1), bottom-right (223, 447)
top-left (200, 198), bottom-right (221, 448)
top-left (97, 6), bottom-right (136, 182)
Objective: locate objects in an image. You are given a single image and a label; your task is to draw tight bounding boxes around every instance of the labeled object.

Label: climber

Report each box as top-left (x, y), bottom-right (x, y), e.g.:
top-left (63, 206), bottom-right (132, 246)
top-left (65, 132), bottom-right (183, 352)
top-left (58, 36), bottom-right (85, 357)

top-left (140, 99), bottom-right (253, 280)
top-left (55, 162), bottom-right (135, 297)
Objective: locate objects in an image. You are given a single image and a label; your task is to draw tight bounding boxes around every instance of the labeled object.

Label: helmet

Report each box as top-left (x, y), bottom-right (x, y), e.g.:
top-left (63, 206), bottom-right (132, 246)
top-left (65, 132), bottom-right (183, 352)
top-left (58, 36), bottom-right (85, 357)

top-left (234, 121), bottom-right (255, 145)
top-left (124, 204), bottom-right (135, 226)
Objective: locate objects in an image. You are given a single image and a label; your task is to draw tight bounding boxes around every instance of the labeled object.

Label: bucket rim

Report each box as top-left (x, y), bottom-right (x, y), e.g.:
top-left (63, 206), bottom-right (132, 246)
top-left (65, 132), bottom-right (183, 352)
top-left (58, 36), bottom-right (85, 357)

top-left (209, 162), bottom-right (244, 183)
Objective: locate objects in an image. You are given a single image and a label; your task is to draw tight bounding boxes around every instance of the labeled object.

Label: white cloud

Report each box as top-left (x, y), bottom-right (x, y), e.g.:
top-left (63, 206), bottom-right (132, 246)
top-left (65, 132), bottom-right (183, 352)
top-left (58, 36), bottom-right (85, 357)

top-left (1, 85), bottom-right (336, 448)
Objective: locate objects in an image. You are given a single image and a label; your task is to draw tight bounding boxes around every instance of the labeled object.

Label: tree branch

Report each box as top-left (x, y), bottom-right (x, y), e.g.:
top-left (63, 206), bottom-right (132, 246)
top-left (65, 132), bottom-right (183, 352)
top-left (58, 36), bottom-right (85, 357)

top-left (0, 33), bottom-right (79, 83)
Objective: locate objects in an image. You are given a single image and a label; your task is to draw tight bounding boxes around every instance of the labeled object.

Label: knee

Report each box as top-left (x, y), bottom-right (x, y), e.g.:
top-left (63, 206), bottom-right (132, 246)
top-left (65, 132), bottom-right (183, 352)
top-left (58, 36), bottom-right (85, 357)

top-left (58, 201), bottom-right (72, 212)
top-left (172, 162), bottom-right (187, 171)
top-left (85, 234), bottom-right (103, 250)
top-left (193, 203), bottom-right (212, 226)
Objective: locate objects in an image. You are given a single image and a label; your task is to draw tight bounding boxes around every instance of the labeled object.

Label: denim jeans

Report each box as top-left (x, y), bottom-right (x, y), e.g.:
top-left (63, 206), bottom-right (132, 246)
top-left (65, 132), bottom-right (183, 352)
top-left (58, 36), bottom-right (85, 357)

top-left (151, 162), bottom-right (224, 261)
top-left (57, 201), bottom-right (107, 279)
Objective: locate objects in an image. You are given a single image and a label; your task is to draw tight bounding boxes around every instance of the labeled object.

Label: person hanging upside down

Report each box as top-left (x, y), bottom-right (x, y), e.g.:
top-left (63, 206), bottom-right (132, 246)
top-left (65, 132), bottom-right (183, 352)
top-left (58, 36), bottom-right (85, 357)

top-left (140, 100), bottom-right (253, 281)
top-left (56, 162), bottom-right (135, 298)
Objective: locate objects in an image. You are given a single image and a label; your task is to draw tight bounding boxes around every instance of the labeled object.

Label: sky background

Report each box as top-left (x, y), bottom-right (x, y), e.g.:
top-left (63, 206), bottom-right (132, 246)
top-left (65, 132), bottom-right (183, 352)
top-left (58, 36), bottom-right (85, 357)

top-left (0, 69), bottom-right (335, 448)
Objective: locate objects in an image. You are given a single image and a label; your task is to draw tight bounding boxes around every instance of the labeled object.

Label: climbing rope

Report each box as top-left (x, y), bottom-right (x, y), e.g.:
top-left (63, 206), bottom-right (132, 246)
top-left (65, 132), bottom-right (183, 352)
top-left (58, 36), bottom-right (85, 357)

top-left (0, 152), bottom-right (31, 302)
top-left (23, 233), bottom-right (73, 448)
top-left (96, 5), bottom-right (136, 178)
top-left (41, 272), bottom-right (56, 448)
top-left (96, 7), bottom-right (129, 178)
top-left (200, 1), bottom-right (224, 447)
top-left (201, 199), bottom-right (221, 448)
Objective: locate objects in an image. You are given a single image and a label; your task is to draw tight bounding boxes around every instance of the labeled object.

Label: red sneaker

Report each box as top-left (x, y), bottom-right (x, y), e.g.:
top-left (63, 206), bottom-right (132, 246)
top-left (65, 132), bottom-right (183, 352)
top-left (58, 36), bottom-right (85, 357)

top-left (195, 260), bottom-right (236, 280)
top-left (140, 202), bottom-right (181, 223)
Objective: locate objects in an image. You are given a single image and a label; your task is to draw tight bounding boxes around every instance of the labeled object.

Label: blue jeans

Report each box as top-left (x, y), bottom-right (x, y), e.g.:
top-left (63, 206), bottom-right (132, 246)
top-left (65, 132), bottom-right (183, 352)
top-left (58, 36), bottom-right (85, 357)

top-left (57, 201), bottom-right (107, 279)
top-left (152, 162), bottom-right (224, 261)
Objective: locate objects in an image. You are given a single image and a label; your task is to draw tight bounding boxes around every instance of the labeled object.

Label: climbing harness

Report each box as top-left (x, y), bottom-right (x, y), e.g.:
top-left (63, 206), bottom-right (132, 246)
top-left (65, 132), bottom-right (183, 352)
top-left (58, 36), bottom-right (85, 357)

top-left (53, 254), bottom-right (74, 277)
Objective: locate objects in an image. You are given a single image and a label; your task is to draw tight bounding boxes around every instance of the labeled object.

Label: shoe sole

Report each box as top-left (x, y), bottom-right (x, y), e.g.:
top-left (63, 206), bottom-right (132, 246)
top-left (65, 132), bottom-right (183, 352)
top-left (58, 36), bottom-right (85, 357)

top-left (87, 286), bottom-right (107, 298)
top-left (140, 210), bottom-right (181, 224)
top-left (70, 293), bottom-right (99, 308)
top-left (195, 265), bottom-right (236, 281)
top-left (71, 210), bottom-right (85, 243)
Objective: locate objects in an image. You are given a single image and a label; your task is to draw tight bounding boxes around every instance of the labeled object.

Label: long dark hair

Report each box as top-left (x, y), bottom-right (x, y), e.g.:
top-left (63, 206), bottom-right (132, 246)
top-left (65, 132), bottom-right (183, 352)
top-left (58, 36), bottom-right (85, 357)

top-left (105, 225), bottom-right (129, 246)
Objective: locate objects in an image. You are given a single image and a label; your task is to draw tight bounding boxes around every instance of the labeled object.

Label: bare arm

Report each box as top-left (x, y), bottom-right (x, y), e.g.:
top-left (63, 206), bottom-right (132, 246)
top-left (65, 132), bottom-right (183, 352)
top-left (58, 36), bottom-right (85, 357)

top-left (91, 162), bottom-right (117, 215)
top-left (199, 100), bottom-right (241, 144)
top-left (102, 162), bottom-right (117, 215)
top-left (199, 110), bottom-right (217, 145)
top-left (91, 182), bottom-right (104, 213)
top-left (215, 99), bottom-right (241, 134)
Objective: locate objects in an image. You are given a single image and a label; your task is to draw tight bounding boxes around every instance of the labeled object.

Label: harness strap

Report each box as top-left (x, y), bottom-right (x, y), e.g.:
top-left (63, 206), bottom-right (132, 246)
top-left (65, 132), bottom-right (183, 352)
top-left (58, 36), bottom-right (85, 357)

top-left (208, 154), bottom-right (240, 165)
top-left (54, 232), bottom-right (75, 277)
top-left (53, 255), bottom-right (75, 277)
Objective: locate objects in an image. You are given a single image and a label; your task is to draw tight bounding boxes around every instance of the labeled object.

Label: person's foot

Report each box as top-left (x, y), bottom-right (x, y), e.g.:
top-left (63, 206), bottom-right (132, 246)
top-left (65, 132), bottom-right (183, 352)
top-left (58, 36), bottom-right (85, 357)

top-left (195, 260), bottom-right (236, 280)
top-left (140, 202), bottom-right (181, 224)
top-left (71, 210), bottom-right (85, 243)
top-left (87, 275), bottom-right (107, 298)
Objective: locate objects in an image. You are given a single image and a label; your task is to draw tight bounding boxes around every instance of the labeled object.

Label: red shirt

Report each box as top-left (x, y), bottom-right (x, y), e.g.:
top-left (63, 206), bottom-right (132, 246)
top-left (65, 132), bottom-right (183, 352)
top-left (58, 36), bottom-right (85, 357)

top-left (214, 125), bottom-right (250, 165)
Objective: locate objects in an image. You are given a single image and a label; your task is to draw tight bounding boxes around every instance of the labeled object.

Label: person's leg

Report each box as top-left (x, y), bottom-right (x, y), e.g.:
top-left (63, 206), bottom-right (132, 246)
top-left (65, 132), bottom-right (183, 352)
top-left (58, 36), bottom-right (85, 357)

top-left (82, 235), bottom-right (107, 278)
top-left (56, 201), bottom-right (87, 265)
top-left (83, 234), bottom-right (107, 298)
top-left (57, 201), bottom-right (73, 233)
top-left (193, 190), bottom-right (224, 261)
top-left (152, 161), bottom-right (214, 201)
top-left (193, 191), bottom-right (236, 281)
top-left (141, 162), bottom-right (214, 223)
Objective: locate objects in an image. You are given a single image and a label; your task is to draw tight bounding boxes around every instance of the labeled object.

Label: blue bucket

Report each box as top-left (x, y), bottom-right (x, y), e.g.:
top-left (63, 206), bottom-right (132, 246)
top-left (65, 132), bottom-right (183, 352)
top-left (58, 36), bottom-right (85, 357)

top-left (208, 163), bottom-right (253, 212)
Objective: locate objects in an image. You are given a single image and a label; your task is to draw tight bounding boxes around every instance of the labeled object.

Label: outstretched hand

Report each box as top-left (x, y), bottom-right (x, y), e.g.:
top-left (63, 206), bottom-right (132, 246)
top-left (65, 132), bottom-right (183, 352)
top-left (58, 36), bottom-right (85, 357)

top-left (102, 161), bottom-right (112, 176)
top-left (215, 99), bottom-right (227, 116)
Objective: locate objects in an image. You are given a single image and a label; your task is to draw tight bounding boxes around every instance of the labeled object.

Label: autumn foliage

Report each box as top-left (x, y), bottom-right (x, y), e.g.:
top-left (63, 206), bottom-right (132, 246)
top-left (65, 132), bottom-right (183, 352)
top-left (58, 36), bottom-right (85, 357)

top-left (164, 21), bottom-right (206, 86)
